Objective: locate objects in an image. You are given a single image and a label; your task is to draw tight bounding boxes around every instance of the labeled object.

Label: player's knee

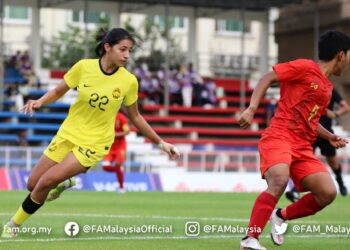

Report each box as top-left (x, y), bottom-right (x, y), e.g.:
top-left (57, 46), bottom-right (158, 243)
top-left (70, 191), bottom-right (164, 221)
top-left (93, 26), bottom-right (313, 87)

top-left (26, 175), bottom-right (37, 191)
top-left (267, 175), bottom-right (289, 197)
top-left (26, 180), bottom-right (35, 192)
top-left (317, 188), bottom-right (337, 206)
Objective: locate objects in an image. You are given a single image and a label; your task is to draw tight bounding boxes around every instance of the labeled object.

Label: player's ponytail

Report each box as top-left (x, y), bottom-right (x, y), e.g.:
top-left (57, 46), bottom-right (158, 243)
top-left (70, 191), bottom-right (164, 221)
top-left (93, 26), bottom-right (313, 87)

top-left (95, 28), bottom-right (136, 57)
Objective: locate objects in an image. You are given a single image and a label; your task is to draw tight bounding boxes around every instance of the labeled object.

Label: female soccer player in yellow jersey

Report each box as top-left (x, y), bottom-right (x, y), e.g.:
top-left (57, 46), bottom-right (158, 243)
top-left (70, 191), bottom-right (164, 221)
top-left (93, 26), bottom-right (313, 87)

top-left (1, 28), bottom-right (179, 238)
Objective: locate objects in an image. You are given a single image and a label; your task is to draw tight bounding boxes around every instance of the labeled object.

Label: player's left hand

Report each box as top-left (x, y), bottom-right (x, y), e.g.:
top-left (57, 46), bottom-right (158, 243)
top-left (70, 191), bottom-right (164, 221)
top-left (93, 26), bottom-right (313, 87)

top-left (329, 134), bottom-right (348, 149)
top-left (159, 141), bottom-right (180, 160)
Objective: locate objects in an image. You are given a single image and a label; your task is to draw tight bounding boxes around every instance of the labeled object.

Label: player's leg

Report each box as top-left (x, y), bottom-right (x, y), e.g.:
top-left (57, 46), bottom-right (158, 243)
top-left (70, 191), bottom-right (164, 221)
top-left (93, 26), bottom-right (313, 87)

top-left (1, 152), bottom-right (86, 238)
top-left (279, 172), bottom-right (335, 220)
top-left (101, 151), bottom-right (116, 172)
top-left (240, 163), bottom-right (289, 250)
top-left (270, 155), bottom-right (333, 245)
top-left (115, 149), bottom-right (126, 192)
top-left (26, 155), bottom-right (57, 191)
top-left (326, 155), bottom-right (347, 195)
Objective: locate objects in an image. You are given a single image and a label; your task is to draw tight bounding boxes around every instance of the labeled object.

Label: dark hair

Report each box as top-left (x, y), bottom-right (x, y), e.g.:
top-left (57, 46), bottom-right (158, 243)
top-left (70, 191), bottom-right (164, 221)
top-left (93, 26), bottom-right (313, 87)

top-left (318, 30), bottom-right (350, 61)
top-left (95, 28), bottom-right (135, 57)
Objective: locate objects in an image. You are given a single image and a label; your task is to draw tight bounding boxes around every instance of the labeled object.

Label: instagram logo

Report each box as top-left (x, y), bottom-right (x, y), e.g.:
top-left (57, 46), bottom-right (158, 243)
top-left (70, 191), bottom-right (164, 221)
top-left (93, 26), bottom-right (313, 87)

top-left (185, 221), bottom-right (200, 237)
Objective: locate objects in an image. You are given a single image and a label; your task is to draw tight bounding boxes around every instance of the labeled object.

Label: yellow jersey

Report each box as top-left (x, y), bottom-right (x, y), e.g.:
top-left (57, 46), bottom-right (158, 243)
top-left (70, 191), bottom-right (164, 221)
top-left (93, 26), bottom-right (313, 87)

top-left (56, 59), bottom-right (138, 152)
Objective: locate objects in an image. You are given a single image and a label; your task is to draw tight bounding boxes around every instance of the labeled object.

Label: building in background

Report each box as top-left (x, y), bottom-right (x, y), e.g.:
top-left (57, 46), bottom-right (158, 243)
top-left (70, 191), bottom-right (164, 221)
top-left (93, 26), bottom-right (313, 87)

top-left (2, 3), bottom-right (279, 80)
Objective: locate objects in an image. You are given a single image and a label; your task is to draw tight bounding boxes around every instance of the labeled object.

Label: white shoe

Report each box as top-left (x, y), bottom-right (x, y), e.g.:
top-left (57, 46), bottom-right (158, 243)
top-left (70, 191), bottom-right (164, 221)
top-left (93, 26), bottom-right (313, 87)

top-left (270, 209), bottom-right (287, 245)
top-left (1, 224), bottom-right (18, 238)
top-left (240, 236), bottom-right (266, 250)
top-left (118, 188), bottom-right (125, 194)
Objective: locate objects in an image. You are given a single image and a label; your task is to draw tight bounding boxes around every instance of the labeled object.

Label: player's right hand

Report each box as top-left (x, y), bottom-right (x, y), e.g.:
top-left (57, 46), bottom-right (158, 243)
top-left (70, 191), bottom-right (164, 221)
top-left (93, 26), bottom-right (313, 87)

top-left (21, 99), bottom-right (43, 116)
top-left (329, 134), bottom-right (348, 149)
top-left (238, 107), bottom-right (256, 128)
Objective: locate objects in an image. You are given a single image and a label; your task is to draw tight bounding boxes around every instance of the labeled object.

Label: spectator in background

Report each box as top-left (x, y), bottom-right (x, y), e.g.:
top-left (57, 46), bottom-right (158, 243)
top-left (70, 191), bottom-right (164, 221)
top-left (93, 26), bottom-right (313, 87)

top-left (188, 63), bottom-right (203, 106)
top-left (20, 54), bottom-right (38, 88)
top-left (169, 65), bottom-right (183, 105)
top-left (201, 78), bottom-right (217, 108)
top-left (10, 51), bottom-right (21, 69)
top-left (178, 64), bottom-right (193, 107)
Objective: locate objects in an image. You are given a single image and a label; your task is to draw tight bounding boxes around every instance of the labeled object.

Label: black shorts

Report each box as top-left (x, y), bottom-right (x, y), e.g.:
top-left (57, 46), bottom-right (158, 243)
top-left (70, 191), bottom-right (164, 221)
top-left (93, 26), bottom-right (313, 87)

top-left (313, 137), bottom-right (336, 157)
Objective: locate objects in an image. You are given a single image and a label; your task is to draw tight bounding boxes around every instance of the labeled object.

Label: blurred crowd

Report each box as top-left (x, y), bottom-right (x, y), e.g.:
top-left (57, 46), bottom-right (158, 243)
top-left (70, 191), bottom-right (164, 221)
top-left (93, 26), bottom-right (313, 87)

top-left (4, 50), bottom-right (40, 112)
top-left (134, 62), bottom-right (217, 108)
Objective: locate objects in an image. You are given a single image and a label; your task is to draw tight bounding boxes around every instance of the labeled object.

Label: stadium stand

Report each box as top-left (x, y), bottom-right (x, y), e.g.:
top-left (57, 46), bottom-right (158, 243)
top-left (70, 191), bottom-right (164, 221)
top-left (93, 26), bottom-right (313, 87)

top-left (0, 76), bottom-right (270, 171)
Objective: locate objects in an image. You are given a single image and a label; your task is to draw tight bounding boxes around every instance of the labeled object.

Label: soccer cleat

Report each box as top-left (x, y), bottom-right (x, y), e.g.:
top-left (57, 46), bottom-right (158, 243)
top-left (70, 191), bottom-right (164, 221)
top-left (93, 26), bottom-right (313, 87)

top-left (1, 224), bottom-right (18, 238)
top-left (46, 177), bottom-right (76, 202)
top-left (270, 208), bottom-right (288, 245)
top-left (335, 175), bottom-right (347, 196)
top-left (118, 188), bottom-right (125, 194)
top-left (240, 236), bottom-right (266, 250)
top-left (285, 190), bottom-right (300, 203)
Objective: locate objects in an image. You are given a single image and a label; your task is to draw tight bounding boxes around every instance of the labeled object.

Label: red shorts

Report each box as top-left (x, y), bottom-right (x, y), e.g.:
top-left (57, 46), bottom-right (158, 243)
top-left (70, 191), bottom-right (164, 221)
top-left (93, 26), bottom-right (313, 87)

top-left (103, 141), bottom-right (126, 165)
top-left (259, 134), bottom-right (328, 192)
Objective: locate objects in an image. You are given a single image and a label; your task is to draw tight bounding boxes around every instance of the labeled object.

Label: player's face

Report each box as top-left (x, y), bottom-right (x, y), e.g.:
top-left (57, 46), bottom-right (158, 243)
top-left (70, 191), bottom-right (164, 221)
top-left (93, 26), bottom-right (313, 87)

top-left (334, 50), bottom-right (350, 76)
top-left (107, 39), bottom-right (134, 67)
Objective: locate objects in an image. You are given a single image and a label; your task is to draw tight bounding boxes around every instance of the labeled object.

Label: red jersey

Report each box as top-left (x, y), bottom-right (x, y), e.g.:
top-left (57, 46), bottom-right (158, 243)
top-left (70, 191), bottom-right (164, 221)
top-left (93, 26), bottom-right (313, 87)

top-left (263, 59), bottom-right (333, 145)
top-left (112, 112), bottom-right (129, 146)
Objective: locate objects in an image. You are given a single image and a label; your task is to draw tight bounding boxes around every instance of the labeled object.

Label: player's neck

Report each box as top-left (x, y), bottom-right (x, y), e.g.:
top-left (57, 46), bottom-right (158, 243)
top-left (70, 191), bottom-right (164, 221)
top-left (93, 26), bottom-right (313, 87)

top-left (318, 60), bottom-right (336, 78)
top-left (100, 56), bottom-right (119, 74)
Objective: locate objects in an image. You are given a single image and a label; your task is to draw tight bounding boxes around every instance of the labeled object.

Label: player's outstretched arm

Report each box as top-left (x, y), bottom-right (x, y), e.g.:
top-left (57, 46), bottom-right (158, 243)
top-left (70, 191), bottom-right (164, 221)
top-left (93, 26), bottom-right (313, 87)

top-left (239, 71), bottom-right (279, 128)
top-left (126, 102), bottom-right (180, 160)
top-left (22, 81), bottom-right (70, 116)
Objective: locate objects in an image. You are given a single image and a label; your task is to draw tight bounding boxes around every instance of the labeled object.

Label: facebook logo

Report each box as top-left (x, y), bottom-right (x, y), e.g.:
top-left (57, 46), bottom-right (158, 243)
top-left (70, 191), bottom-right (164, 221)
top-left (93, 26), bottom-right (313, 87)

top-left (64, 221), bottom-right (80, 237)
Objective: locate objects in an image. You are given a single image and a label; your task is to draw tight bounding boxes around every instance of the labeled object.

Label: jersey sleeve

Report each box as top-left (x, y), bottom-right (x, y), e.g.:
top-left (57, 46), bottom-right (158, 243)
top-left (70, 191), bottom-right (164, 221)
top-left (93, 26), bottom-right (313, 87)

top-left (273, 60), bottom-right (306, 83)
top-left (64, 60), bottom-right (83, 89)
top-left (123, 75), bottom-right (139, 106)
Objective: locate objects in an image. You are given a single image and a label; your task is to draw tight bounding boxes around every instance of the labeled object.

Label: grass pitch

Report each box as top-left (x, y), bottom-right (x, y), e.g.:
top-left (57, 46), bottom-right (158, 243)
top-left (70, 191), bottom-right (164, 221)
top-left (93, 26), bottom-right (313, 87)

top-left (0, 191), bottom-right (349, 249)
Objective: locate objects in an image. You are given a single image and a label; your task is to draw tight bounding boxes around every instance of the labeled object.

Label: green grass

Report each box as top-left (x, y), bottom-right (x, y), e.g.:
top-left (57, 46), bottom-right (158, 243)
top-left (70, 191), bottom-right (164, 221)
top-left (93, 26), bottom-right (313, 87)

top-left (0, 191), bottom-right (349, 249)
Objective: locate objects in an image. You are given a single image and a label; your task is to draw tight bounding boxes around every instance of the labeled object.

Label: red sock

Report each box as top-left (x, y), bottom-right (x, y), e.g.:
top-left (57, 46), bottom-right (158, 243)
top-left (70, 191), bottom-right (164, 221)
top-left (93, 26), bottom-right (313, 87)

top-left (103, 165), bottom-right (116, 172)
top-left (283, 193), bottom-right (323, 220)
top-left (247, 191), bottom-right (278, 238)
top-left (115, 166), bottom-right (124, 189)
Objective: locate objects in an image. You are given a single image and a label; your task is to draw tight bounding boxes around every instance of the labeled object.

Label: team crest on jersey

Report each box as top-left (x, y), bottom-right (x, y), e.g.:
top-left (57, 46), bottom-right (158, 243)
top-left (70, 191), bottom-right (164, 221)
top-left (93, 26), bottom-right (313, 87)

top-left (112, 88), bottom-right (121, 99)
top-left (310, 82), bottom-right (318, 90)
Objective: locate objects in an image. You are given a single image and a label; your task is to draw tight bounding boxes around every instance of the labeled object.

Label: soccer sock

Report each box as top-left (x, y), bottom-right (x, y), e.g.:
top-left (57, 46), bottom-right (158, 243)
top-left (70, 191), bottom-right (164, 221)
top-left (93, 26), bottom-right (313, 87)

top-left (116, 166), bottom-right (124, 189)
top-left (12, 194), bottom-right (43, 226)
top-left (103, 165), bottom-right (116, 172)
top-left (281, 193), bottom-right (322, 220)
top-left (247, 191), bottom-right (278, 238)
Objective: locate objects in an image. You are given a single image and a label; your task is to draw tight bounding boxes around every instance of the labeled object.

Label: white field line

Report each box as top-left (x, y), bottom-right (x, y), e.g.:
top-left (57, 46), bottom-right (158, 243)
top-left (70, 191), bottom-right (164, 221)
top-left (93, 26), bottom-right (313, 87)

top-left (0, 212), bottom-right (349, 224)
top-left (0, 234), bottom-right (349, 244)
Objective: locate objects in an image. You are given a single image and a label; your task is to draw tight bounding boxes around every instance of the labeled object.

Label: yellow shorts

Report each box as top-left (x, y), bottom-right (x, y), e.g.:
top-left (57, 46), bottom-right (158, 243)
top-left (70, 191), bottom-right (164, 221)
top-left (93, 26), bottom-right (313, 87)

top-left (44, 135), bottom-right (107, 168)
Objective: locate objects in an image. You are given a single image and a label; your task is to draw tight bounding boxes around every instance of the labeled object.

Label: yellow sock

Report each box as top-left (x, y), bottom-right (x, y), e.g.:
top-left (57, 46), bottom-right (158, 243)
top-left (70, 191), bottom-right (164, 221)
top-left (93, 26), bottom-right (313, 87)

top-left (12, 206), bottom-right (31, 226)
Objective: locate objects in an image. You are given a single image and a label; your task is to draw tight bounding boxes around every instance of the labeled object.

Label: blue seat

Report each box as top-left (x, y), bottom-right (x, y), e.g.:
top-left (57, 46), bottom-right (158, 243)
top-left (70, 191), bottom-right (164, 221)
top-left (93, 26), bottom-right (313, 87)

top-left (4, 67), bottom-right (26, 84)
top-left (0, 134), bottom-right (18, 141)
top-left (0, 111), bottom-right (67, 120)
top-left (0, 123), bottom-right (60, 131)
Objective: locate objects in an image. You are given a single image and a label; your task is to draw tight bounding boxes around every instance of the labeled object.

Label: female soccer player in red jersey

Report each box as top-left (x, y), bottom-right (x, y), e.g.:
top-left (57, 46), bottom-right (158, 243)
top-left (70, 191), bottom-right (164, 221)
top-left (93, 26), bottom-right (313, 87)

top-left (239, 30), bottom-right (350, 250)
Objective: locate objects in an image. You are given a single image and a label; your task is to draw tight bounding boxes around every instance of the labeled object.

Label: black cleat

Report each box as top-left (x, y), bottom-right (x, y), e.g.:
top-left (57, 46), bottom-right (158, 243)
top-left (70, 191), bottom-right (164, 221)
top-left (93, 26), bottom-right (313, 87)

top-left (285, 190), bottom-right (300, 203)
